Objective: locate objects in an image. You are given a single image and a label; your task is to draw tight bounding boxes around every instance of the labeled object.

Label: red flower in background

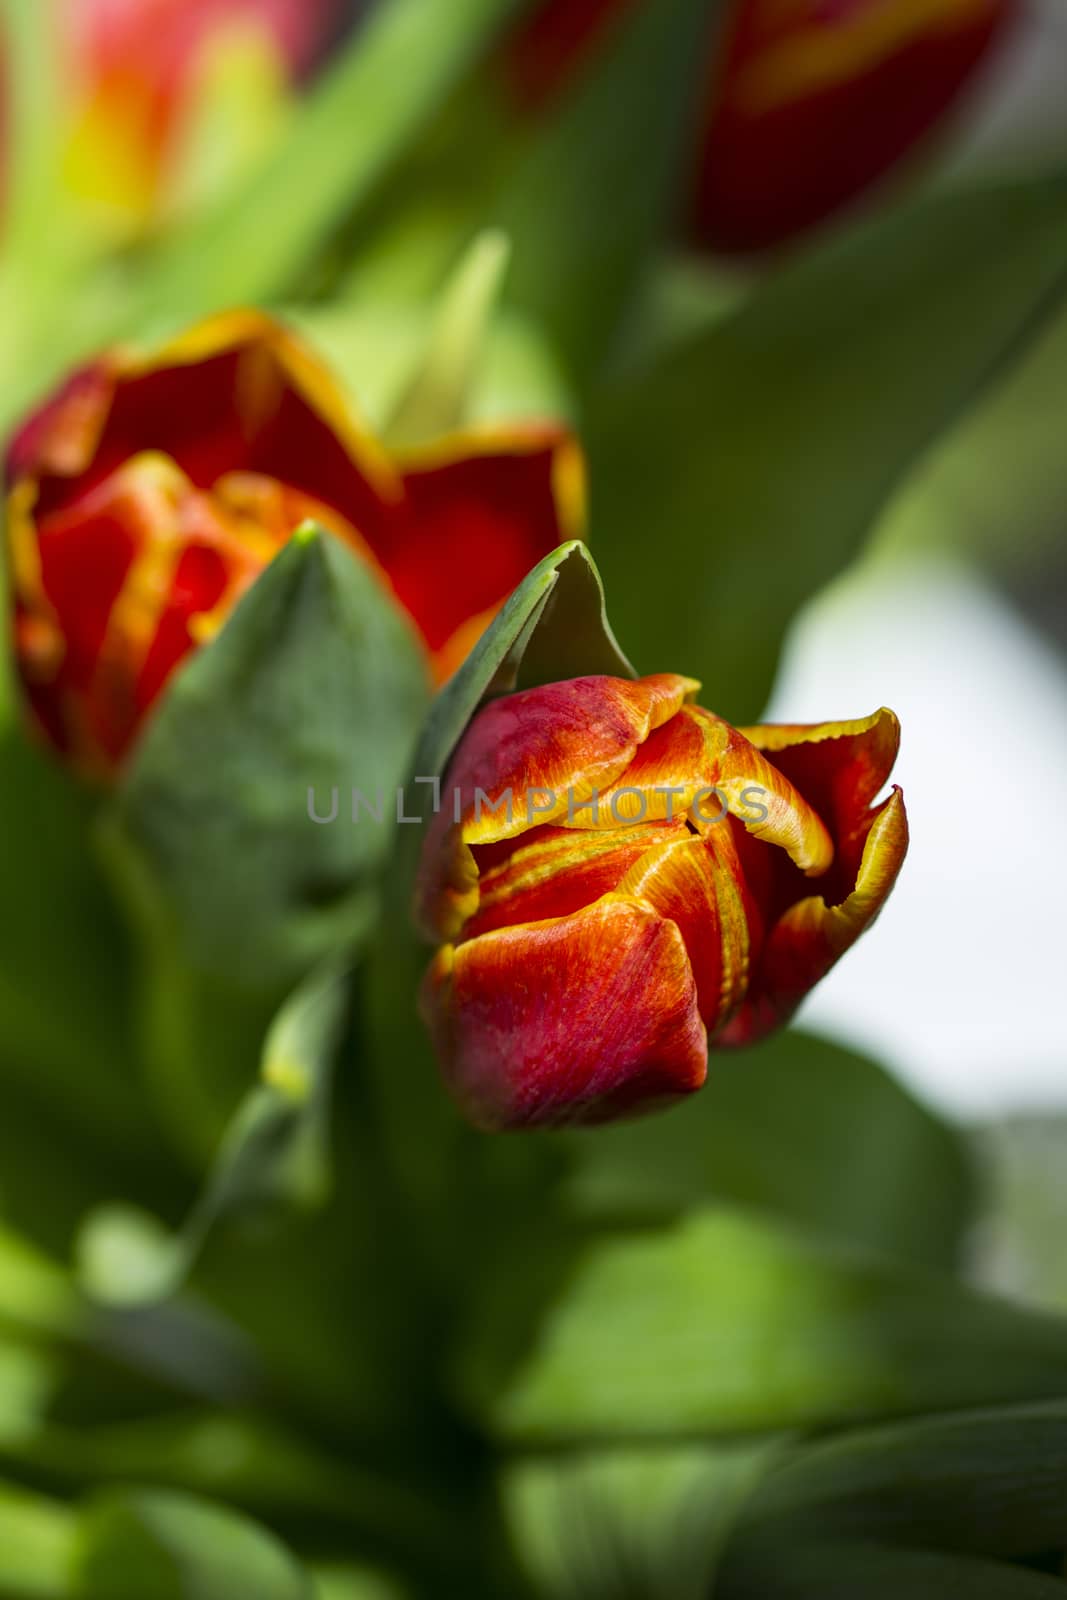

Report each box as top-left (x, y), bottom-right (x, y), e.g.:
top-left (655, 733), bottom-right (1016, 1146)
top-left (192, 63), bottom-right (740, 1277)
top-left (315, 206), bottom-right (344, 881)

top-left (5, 311), bottom-right (583, 775)
top-left (417, 674), bottom-right (907, 1130)
top-left (41, 0), bottom-right (340, 230)
top-left (508, 0), bottom-right (1014, 253)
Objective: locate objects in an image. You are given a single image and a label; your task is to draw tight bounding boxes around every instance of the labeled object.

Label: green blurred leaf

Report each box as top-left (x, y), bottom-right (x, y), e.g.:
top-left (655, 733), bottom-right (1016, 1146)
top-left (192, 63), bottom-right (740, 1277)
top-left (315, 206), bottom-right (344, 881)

top-left (459, 1206), bottom-right (1067, 1443)
top-left (109, 525), bottom-right (427, 988)
top-left (733, 1399), bottom-right (1067, 1561)
top-left (78, 960), bottom-right (349, 1307)
top-left (286, 299), bottom-right (574, 435)
top-left (101, 526), bottom-right (426, 1149)
top-left (385, 229), bottom-right (512, 445)
top-left (133, 0), bottom-right (528, 322)
top-left (313, 1568), bottom-right (410, 1600)
top-left (587, 176), bottom-right (1067, 723)
top-left (563, 1030), bottom-right (977, 1270)
top-left (494, 0), bottom-right (724, 376)
top-left (416, 540), bottom-right (632, 789)
top-left (0, 728), bottom-right (150, 1154)
top-left (719, 1543), bottom-right (1067, 1599)
top-left (0, 1481), bottom-right (74, 1600)
top-left (504, 1440), bottom-right (781, 1600)
top-left (72, 1489), bottom-right (311, 1600)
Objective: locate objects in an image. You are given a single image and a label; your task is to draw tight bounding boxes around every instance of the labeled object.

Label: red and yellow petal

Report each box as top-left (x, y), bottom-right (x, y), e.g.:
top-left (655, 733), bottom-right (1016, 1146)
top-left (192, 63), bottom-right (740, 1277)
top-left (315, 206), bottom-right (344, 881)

top-left (385, 424), bottom-right (585, 680)
top-left (597, 704), bottom-right (834, 874)
top-left (617, 821), bottom-right (762, 1032)
top-left (10, 311), bottom-right (397, 532)
top-left (421, 894), bottom-right (707, 1130)
top-left (717, 785), bottom-right (908, 1045)
top-left (465, 820), bottom-right (690, 941)
top-left (415, 674), bottom-right (699, 940)
top-left (9, 450), bottom-right (355, 771)
top-left (694, 0), bottom-right (1011, 253)
top-left (739, 706), bottom-right (900, 903)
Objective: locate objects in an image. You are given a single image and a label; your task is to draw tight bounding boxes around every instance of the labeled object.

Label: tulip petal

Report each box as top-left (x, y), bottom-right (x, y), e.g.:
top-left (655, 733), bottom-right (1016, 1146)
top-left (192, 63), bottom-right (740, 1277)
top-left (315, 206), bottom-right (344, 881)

top-left (465, 820), bottom-right (689, 940)
top-left (739, 706), bottom-right (900, 903)
top-left (422, 895), bottom-right (707, 1130)
top-left (617, 822), bottom-right (762, 1031)
top-left (388, 425), bottom-right (586, 678)
top-left (718, 786), bottom-right (908, 1045)
top-left (416, 674), bottom-right (699, 940)
top-left (12, 311), bottom-right (396, 531)
top-left (596, 705), bottom-right (834, 874)
top-left (10, 451), bottom-right (374, 770)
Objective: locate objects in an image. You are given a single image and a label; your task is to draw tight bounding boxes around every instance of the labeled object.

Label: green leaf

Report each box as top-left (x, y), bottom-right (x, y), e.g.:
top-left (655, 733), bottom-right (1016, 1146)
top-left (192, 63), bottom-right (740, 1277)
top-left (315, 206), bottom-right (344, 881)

top-left (0, 728), bottom-right (152, 1159)
top-left (494, 0), bottom-right (725, 377)
top-left (109, 525), bottom-right (428, 989)
top-left (285, 299), bottom-right (575, 436)
top-left (0, 1481), bottom-right (75, 1600)
top-left (719, 1543), bottom-right (1067, 1600)
top-left (72, 1490), bottom-right (311, 1600)
top-left (458, 1206), bottom-right (1067, 1444)
top-left (132, 0), bottom-right (529, 322)
top-left (385, 229), bottom-right (512, 445)
top-left (562, 1030), bottom-right (977, 1270)
top-left (415, 540), bottom-right (633, 790)
top-left (78, 960), bottom-right (350, 1307)
top-left (504, 1441), bottom-right (781, 1600)
top-left (732, 1399), bottom-right (1067, 1562)
top-left (101, 526), bottom-right (426, 1150)
top-left (586, 176), bottom-right (1067, 723)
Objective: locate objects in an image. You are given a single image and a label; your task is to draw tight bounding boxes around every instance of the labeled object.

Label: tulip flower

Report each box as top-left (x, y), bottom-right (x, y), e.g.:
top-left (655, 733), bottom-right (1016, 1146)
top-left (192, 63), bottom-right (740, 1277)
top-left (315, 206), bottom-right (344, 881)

top-left (55, 0), bottom-right (339, 236)
top-left (417, 674), bottom-right (907, 1129)
top-left (5, 310), bottom-right (583, 774)
top-left (507, 0), bottom-right (1014, 252)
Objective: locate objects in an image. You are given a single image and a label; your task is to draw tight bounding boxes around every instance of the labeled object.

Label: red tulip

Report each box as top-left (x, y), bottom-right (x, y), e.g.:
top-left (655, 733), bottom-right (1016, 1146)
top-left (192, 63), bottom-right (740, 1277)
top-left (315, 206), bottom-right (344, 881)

top-left (417, 674), bottom-right (907, 1129)
top-left (507, 0), bottom-right (1014, 252)
top-left (58, 0), bottom-right (339, 229)
top-left (5, 310), bottom-right (583, 775)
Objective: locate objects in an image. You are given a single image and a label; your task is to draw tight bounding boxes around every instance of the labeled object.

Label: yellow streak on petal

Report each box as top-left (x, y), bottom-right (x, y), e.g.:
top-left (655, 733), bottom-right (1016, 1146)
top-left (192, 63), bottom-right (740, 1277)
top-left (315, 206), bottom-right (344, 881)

top-left (730, 0), bottom-right (999, 115)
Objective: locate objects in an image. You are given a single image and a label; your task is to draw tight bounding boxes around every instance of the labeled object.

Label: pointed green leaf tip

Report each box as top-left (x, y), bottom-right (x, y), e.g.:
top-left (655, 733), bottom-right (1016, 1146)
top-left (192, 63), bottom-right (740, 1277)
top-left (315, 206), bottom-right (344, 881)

top-left (386, 228), bottom-right (513, 446)
top-left (415, 540), bottom-right (634, 787)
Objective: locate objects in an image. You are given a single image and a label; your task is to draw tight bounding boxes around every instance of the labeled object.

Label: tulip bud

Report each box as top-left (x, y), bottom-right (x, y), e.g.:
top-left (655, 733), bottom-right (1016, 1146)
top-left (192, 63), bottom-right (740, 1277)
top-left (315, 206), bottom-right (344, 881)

top-left (4, 310), bottom-right (583, 775)
top-left (417, 674), bottom-right (907, 1130)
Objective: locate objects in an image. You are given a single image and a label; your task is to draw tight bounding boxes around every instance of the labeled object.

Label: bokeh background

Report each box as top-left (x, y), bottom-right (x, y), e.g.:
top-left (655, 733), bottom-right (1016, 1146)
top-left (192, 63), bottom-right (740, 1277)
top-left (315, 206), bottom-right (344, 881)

top-left (4, 1), bottom-right (1067, 1595)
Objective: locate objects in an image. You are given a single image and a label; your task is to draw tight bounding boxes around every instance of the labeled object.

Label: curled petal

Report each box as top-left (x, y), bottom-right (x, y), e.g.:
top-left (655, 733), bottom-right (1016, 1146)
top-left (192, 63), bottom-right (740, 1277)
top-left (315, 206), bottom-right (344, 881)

top-left (422, 895), bottom-right (707, 1130)
top-left (718, 786), bottom-right (908, 1046)
top-left (618, 821), bottom-right (762, 1032)
top-left (416, 674), bottom-right (698, 941)
top-left (739, 707), bottom-right (900, 903)
top-left (599, 705), bottom-right (834, 874)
